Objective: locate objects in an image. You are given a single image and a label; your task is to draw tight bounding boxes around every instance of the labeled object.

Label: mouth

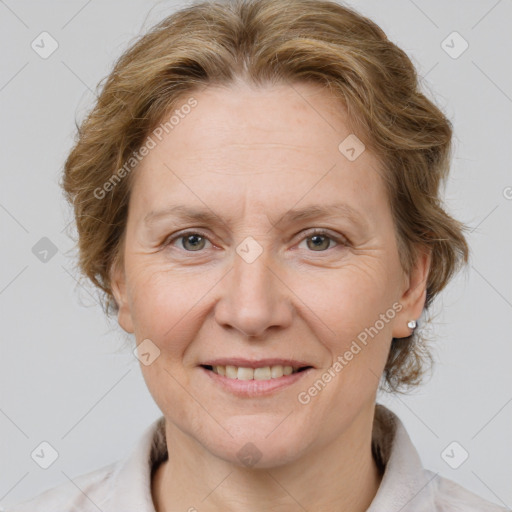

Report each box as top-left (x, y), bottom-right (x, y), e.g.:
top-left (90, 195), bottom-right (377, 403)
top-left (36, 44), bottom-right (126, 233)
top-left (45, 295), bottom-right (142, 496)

top-left (200, 364), bottom-right (313, 381)
top-left (199, 361), bottom-right (314, 397)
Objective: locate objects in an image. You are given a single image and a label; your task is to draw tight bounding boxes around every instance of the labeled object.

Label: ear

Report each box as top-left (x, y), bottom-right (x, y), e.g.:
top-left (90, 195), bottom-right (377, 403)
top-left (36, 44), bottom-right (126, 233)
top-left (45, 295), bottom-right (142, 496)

top-left (392, 247), bottom-right (431, 339)
top-left (110, 259), bottom-right (135, 334)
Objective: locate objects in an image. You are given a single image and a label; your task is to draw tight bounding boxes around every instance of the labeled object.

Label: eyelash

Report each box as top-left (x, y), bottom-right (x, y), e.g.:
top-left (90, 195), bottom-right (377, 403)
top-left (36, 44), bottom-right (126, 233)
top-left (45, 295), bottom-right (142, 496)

top-left (163, 228), bottom-right (348, 254)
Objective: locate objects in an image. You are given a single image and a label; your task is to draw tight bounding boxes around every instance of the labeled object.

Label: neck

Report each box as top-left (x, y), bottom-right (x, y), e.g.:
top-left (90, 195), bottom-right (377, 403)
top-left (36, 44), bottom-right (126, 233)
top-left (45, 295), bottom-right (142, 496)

top-left (152, 406), bottom-right (383, 512)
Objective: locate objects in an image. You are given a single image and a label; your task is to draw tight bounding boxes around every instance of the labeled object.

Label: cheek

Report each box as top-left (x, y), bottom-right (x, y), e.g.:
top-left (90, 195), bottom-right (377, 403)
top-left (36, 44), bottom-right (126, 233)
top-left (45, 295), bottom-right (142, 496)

top-left (126, 264), bottom-right (200, 345)
top-left (294, 260), bottom-right (398, 380)
top-left (128, 268), bottom-right (202, 406)
top-left (301, 260), bottom-right (398, 329)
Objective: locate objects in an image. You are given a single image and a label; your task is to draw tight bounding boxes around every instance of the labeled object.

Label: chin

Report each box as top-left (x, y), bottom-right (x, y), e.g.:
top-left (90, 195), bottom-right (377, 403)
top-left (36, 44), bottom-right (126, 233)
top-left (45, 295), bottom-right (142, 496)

top-left (199, 419), bottom-right (310, 469)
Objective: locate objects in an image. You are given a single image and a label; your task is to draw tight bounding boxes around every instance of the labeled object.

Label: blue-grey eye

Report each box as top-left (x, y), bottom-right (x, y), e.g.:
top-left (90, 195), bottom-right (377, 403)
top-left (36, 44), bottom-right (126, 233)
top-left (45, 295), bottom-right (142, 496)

top-left (180, 233), bottom-right (207, 251)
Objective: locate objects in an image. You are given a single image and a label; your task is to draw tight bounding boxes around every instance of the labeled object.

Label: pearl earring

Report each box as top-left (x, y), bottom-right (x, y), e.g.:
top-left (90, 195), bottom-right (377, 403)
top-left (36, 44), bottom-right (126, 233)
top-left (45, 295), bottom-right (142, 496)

top-left (407, 320), bottom-right (417, 330)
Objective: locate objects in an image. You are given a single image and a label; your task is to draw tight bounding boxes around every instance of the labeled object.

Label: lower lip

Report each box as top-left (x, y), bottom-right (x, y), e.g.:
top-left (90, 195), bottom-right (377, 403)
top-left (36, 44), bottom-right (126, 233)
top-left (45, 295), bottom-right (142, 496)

top-left (200, 366), bottom-right (313, 397)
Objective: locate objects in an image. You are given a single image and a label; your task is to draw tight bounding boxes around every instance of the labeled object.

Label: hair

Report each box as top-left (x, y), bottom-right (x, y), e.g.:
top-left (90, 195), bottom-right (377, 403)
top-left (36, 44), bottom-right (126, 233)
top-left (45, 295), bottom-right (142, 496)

top-left (61, 0), bottom-right (469, 392)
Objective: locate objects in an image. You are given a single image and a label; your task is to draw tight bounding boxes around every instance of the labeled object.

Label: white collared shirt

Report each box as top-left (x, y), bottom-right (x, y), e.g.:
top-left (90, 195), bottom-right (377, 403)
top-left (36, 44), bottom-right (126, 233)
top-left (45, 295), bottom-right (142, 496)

top-left (7, 404), bottom-right (509, 511)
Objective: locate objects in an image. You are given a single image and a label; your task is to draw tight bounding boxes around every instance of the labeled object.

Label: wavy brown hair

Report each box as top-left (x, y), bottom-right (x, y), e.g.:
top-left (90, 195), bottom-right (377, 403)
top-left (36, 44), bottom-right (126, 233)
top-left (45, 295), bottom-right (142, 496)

top-left (61, 0), bottom-right (469, 392)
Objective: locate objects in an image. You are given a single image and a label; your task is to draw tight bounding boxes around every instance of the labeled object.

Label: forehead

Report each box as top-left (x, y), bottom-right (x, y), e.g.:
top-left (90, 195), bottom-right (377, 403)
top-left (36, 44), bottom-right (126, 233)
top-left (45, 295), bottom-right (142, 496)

top-left (130, 81), bottom-right (387, 223)
top-left (150, 81), bottom-right (359, 160)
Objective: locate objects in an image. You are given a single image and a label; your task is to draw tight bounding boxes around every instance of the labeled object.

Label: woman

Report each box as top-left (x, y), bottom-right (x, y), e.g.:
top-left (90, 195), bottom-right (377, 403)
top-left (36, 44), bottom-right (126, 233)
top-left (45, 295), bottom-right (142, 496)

top-left (9, 0), bottom-right (508, 510)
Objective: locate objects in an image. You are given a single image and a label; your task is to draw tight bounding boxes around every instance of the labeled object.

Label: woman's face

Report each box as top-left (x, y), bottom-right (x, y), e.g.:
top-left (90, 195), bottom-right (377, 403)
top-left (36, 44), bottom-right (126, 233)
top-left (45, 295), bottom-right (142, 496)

top-left (112, 81), bottom-right (428, 467)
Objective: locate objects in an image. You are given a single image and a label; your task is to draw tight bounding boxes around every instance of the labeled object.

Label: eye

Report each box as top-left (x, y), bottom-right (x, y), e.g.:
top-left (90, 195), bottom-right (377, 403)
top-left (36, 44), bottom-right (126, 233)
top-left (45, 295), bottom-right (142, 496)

top-left (297, 229), bottom-right (347, 252)
top-left (165, 231), bottom-right (212, 252)
top-left (164, 228), bottom-right (348, 254)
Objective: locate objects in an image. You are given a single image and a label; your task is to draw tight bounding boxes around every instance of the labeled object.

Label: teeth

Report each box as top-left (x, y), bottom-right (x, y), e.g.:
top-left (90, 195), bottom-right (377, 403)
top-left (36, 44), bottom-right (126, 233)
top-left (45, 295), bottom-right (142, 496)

top-left (210, 364), bottom-right (301, 380)
top-left (271, 365), bottom-right (284, 378)
top-left (237, 367), bottom-right (253, 380)
top-left (254, 366), bottom-right (271, 380)
top-left (283, 365), bottom-right (293, 375)
top-left (226, 365), bottom-right (238, 378)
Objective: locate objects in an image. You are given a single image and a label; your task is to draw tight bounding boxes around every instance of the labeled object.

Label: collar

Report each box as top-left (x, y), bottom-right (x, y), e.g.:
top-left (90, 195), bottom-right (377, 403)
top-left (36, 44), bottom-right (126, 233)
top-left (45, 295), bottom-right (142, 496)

top-left (368, 404), bottom-right (437, 511)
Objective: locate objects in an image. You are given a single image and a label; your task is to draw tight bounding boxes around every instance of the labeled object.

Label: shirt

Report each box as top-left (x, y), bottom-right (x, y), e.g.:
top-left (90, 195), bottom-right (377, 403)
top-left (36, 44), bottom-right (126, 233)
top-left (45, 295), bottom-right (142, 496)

top-left (7, 404), bottom-right (509, 511)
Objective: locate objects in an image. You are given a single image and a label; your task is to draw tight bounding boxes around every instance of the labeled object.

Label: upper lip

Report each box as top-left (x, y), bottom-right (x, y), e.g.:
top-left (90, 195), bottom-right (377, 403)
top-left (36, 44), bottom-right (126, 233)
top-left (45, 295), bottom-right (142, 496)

top-left (200, 358), bottom-right (314, 369)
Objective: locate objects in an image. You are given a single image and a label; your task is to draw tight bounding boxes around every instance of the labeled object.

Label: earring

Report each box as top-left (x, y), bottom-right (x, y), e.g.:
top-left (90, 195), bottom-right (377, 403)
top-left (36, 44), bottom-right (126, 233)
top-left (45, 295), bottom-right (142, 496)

top-left (407, 320), bottom-right (417, 330)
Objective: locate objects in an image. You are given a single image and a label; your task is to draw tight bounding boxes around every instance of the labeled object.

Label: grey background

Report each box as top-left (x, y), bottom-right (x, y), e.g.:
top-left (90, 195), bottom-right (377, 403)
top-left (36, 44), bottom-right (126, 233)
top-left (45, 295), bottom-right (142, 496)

top-left (1, 0), bottom-right (511, 508)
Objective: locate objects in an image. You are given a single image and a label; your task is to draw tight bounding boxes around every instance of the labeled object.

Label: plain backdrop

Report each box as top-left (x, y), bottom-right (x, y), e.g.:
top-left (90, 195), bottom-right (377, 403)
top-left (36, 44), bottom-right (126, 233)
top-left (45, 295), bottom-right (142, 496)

top-left (1, 0), bottom-right (511, 508)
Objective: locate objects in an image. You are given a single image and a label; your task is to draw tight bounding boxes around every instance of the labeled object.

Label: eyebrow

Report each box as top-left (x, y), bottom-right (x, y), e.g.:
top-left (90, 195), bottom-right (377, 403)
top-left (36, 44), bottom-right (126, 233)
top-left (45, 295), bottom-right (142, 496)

top-left (143, 203), bottom-right (368, 231)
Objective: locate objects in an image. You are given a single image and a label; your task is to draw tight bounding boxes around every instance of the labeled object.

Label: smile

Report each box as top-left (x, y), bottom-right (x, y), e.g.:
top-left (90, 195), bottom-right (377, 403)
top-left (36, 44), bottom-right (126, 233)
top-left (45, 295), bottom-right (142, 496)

top-left (202, 364), bottom-right (312, 380)
top-left (199, 361), bottom-right (314, 397)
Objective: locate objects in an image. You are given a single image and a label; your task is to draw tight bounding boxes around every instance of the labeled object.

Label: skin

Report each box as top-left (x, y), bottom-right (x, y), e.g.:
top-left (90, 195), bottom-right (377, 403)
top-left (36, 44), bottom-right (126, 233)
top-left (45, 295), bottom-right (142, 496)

top-left (111, 80), bottom-right (430, 511)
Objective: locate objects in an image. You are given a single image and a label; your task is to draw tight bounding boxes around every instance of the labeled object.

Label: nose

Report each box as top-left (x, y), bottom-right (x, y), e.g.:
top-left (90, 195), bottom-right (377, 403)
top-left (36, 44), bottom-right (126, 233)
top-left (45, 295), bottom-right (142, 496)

top-left (214, 248), bottom-right (293, 339)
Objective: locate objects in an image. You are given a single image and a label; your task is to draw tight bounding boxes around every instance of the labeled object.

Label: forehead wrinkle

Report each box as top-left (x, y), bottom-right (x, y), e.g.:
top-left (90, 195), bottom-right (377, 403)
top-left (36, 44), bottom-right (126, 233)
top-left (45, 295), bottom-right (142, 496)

top-left (144, 203), bottom-right (369, 235)
top-left (143, 205), bottom-right (230, 229)
top-left (266, 203), bottom-right (369, 233)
